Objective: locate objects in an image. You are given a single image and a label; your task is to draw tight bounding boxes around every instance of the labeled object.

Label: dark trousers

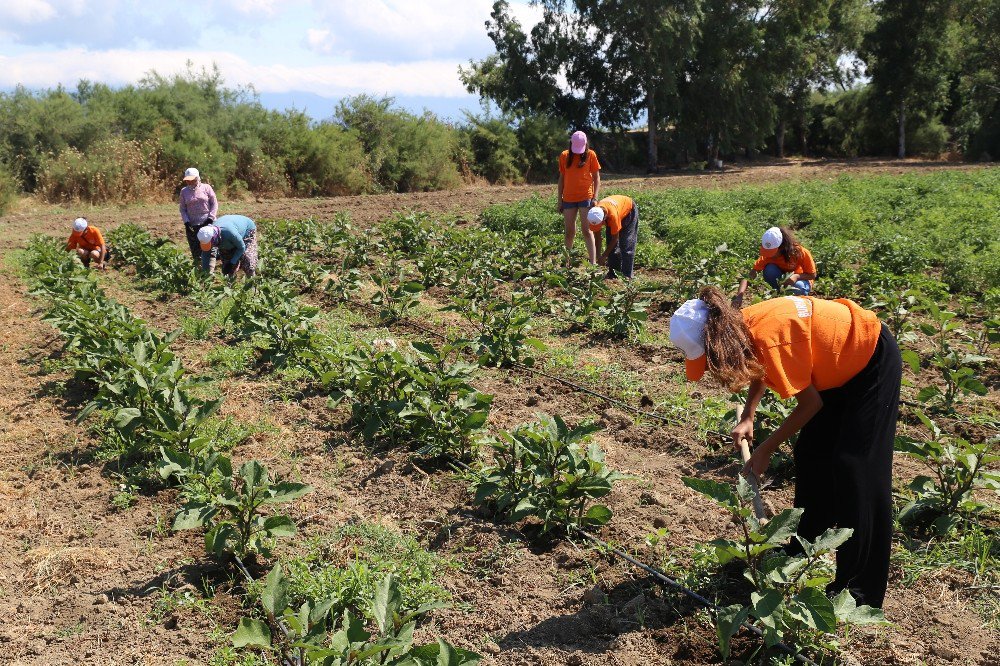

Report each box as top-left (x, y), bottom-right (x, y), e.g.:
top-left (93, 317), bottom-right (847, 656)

top-left (606, 204), bottom-right (639, 279)
top-left (185, 222), bottom-right (217, 268)
top-left (792, 324), bottom-right (901, 608)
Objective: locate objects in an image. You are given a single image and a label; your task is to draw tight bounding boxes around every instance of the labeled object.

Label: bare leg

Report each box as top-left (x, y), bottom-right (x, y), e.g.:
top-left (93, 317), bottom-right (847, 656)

top-left (563, 208), bottom-right (578, 266)
top-left (578, 210), bottom-right (598, 264)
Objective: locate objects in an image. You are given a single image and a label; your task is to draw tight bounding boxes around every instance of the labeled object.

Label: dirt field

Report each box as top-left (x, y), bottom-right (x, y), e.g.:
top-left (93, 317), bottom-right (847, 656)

top-left (1, 158), bottom-right (997, 665)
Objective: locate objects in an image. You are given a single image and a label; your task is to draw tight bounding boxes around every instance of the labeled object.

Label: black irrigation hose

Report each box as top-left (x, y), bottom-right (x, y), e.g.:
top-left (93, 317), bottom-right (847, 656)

top-left (444, 456), bottom-right (820, 666)
top-left (361, 305), bottom-right (684, 426)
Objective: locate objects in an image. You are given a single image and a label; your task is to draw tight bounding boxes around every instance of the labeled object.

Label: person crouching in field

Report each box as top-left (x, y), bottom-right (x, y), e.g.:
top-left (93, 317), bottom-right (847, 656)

top-left (669, 287), bottom-right (902, 608)
top-left (65, 218), bottom-right (108, 269)
top-left (558, 131), bottom-right (602, 265)
top-left (179, 167), bottom-right (219, 271)
top-left (587, 195), bottom-right (638, 279)
top-left (734, 226), bottom-right (816, 306)
top-left (197, 215), bottom-right (258, 280)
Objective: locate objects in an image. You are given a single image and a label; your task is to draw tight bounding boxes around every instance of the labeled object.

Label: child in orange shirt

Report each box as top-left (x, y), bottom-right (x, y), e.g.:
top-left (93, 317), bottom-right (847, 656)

top-left (669, 286), bottom-right (901, 609)
top-left (65, 218), bottom-right (108, 269)
top-left (586, 195), bottom-right (638, 279)
top-left (557, 131), bottom-right (601, 264)
top-left (735, 226), bottom-right (817, 305)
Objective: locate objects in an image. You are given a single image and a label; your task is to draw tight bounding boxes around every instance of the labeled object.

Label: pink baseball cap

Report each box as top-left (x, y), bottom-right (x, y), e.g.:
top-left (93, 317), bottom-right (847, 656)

top-left (570, 131), bottom-right (588, 154)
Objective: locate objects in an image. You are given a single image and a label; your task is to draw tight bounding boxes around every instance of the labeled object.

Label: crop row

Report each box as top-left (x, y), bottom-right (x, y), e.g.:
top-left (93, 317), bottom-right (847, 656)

top-left (98, 221), bottom-right (1000, 663)
top-left (24, 237), bottom-right (480, 666)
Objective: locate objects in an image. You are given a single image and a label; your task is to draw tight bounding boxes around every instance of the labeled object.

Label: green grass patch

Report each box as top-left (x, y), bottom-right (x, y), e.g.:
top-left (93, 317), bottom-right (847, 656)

top-left (274, 522), bottom-right (452, 620)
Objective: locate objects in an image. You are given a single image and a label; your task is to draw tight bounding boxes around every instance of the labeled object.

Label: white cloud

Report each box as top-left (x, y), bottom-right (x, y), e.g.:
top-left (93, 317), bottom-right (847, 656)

top-left (0, 48), bottom-right (470, 97)
top-left (0, 0), bottom-right (57, 24)
top-left (306, 28), bottom-right (332, 54)
top-left (307, 0), bottom-right (542, 62)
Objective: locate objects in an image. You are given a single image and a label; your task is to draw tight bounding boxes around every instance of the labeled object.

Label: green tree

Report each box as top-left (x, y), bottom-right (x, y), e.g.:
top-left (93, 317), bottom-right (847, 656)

top-left (462, 0), bottom-right (700, 172)
top-left (863, 0), bottom-right (961, 158)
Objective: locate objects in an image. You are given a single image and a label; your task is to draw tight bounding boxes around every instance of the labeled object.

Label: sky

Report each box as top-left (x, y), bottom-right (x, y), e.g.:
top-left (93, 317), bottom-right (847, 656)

top-left (0, 0), bottom-right (543, 121)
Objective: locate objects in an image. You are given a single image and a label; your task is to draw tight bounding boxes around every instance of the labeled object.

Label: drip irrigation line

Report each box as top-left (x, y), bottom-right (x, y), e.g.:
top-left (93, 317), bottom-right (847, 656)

top-left (347, 298), bottom-right (683, 427)
top-left (570, 528), bottom-right (820, 666)
top-left (444, 455), bottom-right (819, 666)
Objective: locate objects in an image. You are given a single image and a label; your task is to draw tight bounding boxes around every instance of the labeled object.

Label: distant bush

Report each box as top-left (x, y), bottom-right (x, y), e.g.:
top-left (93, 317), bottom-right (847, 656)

top-left (0, 162), bottom-right (17, 215)
top-left (336, 95), bottom-right (462, 192)
top-left (37, 136), bottom-right (163, 204)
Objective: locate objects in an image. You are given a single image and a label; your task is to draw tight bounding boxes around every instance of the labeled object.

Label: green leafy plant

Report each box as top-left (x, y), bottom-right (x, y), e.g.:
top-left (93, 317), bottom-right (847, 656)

top-left (448, 290), bottom-right (544, 368)
top-left (597, 282), bottom-right (653, 340)
top-left (370, 270), bottom-right (425, 324)
top-left (683, 476), bottom-right (887, 660)
top-left (473, 414), bottom-right (623, 534)
top-left (173, 459), bottom-right (312, 559)
top-left (330, 342), bottom-right (492, 460)
top-left (223, 280), bottom-right (323, 367)
top-left (234, 567), bottom-right (479, 665)
top-left (903, 297), bottom-right (989, 412)
top-left (895, 411), bottom-right (1000, 535)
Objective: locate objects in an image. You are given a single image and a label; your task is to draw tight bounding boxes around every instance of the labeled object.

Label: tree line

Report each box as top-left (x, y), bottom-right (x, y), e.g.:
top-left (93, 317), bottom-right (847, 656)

top-left (0, 0), bottom-right (996, 210)
top-left (464, 0), bottom-right (1000, 170)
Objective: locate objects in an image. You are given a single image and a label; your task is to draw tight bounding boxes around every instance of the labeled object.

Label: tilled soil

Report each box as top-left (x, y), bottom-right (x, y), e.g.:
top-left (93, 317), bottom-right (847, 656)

top-left (1, 158), bottom-right (997, 665)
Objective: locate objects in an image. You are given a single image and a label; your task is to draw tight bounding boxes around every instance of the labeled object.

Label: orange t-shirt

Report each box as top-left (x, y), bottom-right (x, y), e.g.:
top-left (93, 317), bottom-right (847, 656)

top-left (753, 246), bottom-right (817, 284)
top-left (559, 149), bottom-right (601, 203)
top-left (66, 227), bottom-right (106, 252)
top-left (589, 195), bottom-right (634, 234)
top-left (742, 296), bottom-right (881, 399)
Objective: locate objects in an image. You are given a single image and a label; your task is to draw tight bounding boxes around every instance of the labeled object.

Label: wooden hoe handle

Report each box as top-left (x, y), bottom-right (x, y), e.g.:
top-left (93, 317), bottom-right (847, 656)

top-left (735, 405), bottom-right (767, 521)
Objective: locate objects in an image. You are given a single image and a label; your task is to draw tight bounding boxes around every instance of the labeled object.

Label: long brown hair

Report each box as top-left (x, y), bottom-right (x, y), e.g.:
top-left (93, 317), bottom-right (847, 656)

top-left (565, 142), bottom-right (590, 169)
top-left (699, 286), bottom-right (763, 392)
top-left (777, 226), bottom-right (803, 264)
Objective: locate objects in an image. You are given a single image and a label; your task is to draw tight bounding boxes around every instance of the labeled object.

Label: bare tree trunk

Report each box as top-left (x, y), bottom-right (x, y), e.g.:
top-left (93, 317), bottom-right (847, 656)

top-left (646, 95), bottom-right (657, 173)
top-left (897, 100), bottom-right (906, 159)
top-left (776, 118), bottom-right (786, 158)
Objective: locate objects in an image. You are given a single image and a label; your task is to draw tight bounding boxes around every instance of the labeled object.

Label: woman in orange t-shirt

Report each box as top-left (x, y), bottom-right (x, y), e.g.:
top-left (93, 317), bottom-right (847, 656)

top-left (735, 226), bottom-right (817, 306)
top-left (669, 286), bottom-right (901, 608)
top-left (557, 131), bottom-right (601, 265)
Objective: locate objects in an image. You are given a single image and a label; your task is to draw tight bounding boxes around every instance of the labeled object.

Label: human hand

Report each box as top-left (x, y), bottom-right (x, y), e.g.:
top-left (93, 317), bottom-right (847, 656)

top-left (731, 417), bottom-right (754, 453)
top-left (783, 273), bottom-right (799, 286)
top-left (741, 445), bottom-right (772, 480)
top-left (557, 203), bottom-right (564, 214)
top-left (597, 254), bottom-right (608, 266)
top-left (731, 292), bottom-right (744, 308)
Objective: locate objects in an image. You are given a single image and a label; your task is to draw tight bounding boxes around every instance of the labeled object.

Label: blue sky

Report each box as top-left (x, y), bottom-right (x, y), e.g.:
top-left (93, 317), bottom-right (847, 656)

top-left (0, 0), bottom-right (542, 121)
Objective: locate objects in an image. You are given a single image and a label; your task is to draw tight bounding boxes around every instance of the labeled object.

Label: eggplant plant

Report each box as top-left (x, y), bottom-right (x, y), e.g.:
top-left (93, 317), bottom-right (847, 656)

top-left (683, 476), bottom-right (887, 660)
top-left (895, 411), bottom-right (1000, 534)
top-left (234, 567), bottom-right (479, 665)
top-left (473, 414), bottom-right (623, 534)
top-left (173, 459), bottom-right (313, 559)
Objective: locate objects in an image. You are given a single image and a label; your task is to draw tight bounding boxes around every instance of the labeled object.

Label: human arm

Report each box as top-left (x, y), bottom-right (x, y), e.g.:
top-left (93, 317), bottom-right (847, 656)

top-left (599, 232), bottom-right (619, 265)
top-left (783, 271), bottom-right (816, 285)
top-left (591, 170), bottom-right (601, 206)
top-left (733, 270), bottom-right (760, 307)
top-left (179, 191), bottom-right (191, 225)
top-left (731, 378), bottom-right (767, 446)
top-left (206, 184), bottom-right (218, 220)
top-left (65, 234), bottom-right (77, 251)
top-left (228, 232), bottom-right (247, 266)
top-left (742, 384), bottom-right (823, 478)
top-left (557, 174), bottom-right (565, 213)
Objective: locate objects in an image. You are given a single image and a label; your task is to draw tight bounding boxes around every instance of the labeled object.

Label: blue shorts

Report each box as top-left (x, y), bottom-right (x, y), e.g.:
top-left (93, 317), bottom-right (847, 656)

top-left (562, 199), bottom-right (593, 209)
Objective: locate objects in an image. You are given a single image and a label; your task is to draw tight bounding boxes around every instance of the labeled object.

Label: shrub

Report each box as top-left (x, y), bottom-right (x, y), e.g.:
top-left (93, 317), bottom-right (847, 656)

top-left (0, 161), bottom-right (17, 215)
top-left (37, 136), bottom-right (164, 204)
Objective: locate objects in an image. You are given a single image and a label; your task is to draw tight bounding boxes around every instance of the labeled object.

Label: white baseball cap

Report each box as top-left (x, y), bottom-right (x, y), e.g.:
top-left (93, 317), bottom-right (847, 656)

top-left (197, 225), bottom-right (218, 251)
top-left (183, 167), bottom-right (200, 181)
top-left (669, 298), bottom-right (709, 381)
top-left (73, 218), bottom-right (88, 233)
top-left (587, 206), bottom-right (605, 226)
top-left (761, 227), bottom-right (783, 251)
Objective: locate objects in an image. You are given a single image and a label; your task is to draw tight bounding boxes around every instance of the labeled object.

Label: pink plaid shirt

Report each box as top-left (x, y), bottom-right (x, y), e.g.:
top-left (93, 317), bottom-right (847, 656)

top-left (179, 182), bottom-right (219, 226)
